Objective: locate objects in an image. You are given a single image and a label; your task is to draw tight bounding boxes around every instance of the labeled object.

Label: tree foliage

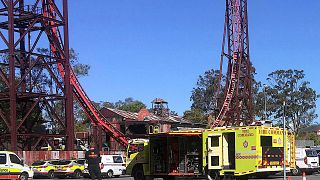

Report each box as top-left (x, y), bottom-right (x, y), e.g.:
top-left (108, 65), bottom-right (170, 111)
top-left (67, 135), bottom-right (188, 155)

top-left (190, 69), bottom-right (223, 114)
top-left (297, 132), bottom-right (320, 146)
top-left (100, 97), bottom-right (147, 113)
top-left (183, 108), bottom-right (206, 124)
top-left (186, 65), bottom-right (260, 124)
top-left (33, 48), bottom-right (91, 132)
top-left (257, 69), bottom-right (318, 135)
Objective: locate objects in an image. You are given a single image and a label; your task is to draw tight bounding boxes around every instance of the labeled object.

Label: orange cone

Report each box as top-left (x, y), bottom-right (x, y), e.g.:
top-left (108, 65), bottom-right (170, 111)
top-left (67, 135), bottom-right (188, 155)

top-left (302, 171), bottom-right (306, 180)
top-left (287, 176), bottom-right (291, 180)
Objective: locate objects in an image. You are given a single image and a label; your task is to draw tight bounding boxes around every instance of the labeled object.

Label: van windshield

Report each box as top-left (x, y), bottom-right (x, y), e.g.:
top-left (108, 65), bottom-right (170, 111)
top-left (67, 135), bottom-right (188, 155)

top-left (305, 150), bottom-right (318, 157)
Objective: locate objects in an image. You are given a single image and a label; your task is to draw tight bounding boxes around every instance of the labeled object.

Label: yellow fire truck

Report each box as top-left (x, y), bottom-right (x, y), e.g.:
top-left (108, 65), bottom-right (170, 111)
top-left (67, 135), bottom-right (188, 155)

top-left (126, 125), bottom-right (295, 180)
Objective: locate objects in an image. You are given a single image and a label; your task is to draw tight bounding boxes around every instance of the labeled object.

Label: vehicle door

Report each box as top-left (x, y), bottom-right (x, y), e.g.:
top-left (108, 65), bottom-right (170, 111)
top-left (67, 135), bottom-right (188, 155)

top-left (112, 156), bottom-right (125, 175)
top-left (207, 134), bottom-right (223, 170)
top-left (295, 148), bottom-right (307, 169)
top-left (8, 153), bottom-right (24, 178)
top-left (0, 153), bottom-right (9, 177)
top-left (76, 160), bottom-right (85, 171)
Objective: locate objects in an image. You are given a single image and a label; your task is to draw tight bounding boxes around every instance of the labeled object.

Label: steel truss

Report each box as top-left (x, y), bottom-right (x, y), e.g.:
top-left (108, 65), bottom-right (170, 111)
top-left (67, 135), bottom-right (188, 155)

top-left (0, 0), bottom-right (73, 150)
top-left (211, 0), bottom-right (253, 127)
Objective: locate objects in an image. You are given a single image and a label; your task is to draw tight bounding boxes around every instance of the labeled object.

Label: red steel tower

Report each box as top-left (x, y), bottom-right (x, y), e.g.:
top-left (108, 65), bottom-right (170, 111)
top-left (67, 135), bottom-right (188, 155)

top-left (211, 0), bottom-right (253, 128)
top-left (0, 0), bottom-right (128, 151)
top-left (0, 0), bottom-right (73, 151)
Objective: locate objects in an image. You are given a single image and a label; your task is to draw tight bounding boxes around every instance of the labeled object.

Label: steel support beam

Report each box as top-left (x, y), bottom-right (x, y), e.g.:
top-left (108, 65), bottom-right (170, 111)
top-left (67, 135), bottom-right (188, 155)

top-left (8, 0), bottom-right (17, 151)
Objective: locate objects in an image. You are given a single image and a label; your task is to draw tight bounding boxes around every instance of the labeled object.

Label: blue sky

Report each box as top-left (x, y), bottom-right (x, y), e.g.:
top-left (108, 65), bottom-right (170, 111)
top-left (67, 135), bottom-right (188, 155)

top-left (68, 0), bottom-right (320, 121)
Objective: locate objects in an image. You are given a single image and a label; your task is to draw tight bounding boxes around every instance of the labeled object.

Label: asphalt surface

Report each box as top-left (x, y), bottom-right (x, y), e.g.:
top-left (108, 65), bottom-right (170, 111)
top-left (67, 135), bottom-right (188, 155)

top-left (35, 173), bottom-right (320, 180)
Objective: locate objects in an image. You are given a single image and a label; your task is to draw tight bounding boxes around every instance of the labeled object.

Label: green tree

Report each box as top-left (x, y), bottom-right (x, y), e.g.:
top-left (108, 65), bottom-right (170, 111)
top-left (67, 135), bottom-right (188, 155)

top-left (99, 98), bottom-right (147, 113)
top-left (183, 108), bottom-right (206, 124)
top-left (297, 132), bottom-right (320, 145)
top-left (119, 100), bottom-right (146, 113)
top-left (69, 48), bottom-right (90, 77)
top-left (260, 69), bottom-right (318, 135)
top-left (190, 69), bottom-right (223, 114)
top-left (187, 65), bottom-right (260, 124)
top-left (37, 48), bottom-right (91, 132)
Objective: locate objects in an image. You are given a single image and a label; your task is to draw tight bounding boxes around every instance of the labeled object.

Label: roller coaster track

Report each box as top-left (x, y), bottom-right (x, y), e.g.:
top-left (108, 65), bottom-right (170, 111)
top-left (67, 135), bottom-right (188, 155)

top-left (212, 53), bottom-right (239, 127)
top-left (44, 3), bottom-right (129, 147)
top-left (211, 0), bottom-right (251, 128)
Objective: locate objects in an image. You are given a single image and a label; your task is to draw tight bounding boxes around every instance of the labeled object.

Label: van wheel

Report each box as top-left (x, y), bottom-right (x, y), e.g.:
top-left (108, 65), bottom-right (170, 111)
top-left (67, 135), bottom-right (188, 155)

top-left (207, 170), bottom-right (220, 180)
top-left (106, 170), bottom-right (113, 178)
top-left (73, 170), bottom-right (82, 179)
top-left (48, 170), bottom-right (55, 179)
top-left (133, 165), bottom-right (146, 180)
top-left (19, 173), bottom-right (28, 180)
top-left (291, 167), bottom-right (301, 176)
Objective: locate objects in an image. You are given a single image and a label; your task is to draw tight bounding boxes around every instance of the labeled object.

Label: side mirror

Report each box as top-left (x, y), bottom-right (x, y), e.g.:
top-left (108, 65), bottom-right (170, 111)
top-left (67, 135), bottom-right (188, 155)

top-left (20, 158), bottom-right (24, 166)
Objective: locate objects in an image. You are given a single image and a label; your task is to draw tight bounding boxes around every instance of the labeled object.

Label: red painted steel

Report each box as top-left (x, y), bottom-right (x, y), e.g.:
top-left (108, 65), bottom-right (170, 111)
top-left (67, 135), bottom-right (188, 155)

top-left (44, 3), bottom-right (129, 148)
top-left (211, 0), bottom-right (253, 128)
top-left (0, 0), bottom-right (128, 150)
top-left (0, 0), bottom-right (75, 150)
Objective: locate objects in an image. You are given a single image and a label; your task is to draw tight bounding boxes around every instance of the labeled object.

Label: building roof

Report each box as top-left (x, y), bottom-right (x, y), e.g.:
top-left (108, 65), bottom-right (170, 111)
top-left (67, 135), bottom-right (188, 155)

top-left (300, 125), bottom-right (320, 133)
top-left (151, 98), bottom-right (168, 104)
top-left (101, 107), bottom-right (192, 124)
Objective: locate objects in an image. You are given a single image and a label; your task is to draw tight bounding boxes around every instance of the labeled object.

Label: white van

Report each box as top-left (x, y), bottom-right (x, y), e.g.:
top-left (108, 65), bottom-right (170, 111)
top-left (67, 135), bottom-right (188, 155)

top-left (292, 147), bottom-right (319, 175)
top-left (0, 151), bottom-right (34, 180)
top-left (84, 155), bottom-right (125, 178)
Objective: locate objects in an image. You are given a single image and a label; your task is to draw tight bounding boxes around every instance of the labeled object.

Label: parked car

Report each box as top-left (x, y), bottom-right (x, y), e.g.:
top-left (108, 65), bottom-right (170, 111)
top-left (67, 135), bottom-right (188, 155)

top-left (83, 155), bottom-right (126, 178)
top-left (54, 159), bottom-right (85, 178)
top-left (292, 147), bottom-right (319, 175)
top-left (31, 160), bottom-right (59, 178)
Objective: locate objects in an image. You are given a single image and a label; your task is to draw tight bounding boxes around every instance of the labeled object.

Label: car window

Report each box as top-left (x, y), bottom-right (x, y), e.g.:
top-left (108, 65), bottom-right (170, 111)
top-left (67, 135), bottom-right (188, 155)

top-left (56, 160), bottom-right (71, 165)
top-left (32, 161), bottom-right (46, 166)
top-left (113, 156), bottom-right (123, 163)
top-left (49, 161), bottom-right (60, 165)
top-left (0, 154), bottom-right (6, 164)
top-left (9, 154), bottom-right (21, 164)
top-left (76, 160), bottom-right (85, 165)
top-left (306, 150), bottom-right (318, 157)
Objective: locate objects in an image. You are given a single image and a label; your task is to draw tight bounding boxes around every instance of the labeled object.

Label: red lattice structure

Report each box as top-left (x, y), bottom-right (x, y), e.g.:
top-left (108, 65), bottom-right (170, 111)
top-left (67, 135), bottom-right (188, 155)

top-left (0, 0), bottom-right (128, 151)
top-left (211, 0), bottom-right (253, 128)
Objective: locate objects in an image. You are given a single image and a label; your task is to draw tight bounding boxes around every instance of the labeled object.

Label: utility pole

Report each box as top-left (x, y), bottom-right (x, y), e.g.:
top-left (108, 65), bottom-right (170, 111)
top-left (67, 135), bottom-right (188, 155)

top-left (263, 84), bottom-right (267, 120)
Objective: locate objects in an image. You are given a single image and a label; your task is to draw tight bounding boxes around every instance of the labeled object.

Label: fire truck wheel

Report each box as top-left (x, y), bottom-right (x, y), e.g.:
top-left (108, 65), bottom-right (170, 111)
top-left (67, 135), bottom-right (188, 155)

top-left (133, 165), bottom-right (146, 180)
top-left (206, 170), bottom-right (220, 180)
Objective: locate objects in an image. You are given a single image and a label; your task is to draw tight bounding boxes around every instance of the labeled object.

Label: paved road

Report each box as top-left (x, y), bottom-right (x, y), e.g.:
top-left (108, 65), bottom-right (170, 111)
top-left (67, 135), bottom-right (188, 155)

top-left (36, 173), bottom-right (320, 180)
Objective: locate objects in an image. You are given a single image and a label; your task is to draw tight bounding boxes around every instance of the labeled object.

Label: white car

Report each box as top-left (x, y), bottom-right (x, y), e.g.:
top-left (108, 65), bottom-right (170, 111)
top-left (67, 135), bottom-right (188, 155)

top-left (292, 147), bottom-right (319, 175)
top-left (84, 155), bottom-right (126, 178)
top-left (0, 151), bottom-right (34, 180)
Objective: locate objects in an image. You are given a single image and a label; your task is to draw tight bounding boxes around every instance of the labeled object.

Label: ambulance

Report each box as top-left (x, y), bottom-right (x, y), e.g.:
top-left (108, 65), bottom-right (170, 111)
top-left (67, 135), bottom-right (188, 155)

top-left (0, 151), bottom-right (34, 180)
top-left (126, 125), bottom-right (295, 180)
